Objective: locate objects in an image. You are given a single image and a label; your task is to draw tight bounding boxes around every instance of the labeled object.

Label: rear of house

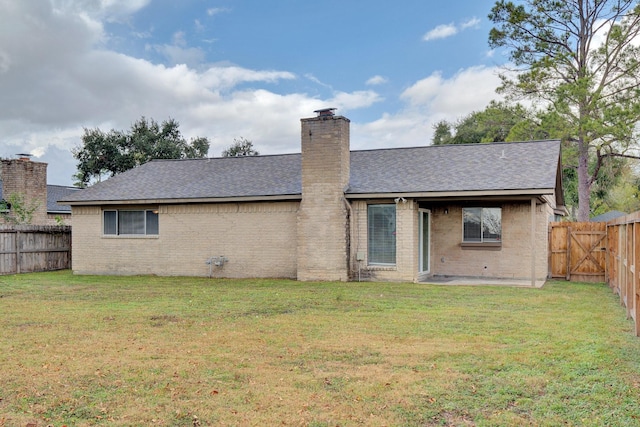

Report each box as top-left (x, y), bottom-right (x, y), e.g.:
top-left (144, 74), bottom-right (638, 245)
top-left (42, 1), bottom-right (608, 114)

top-left (61, 110), bottom-right (565, 283)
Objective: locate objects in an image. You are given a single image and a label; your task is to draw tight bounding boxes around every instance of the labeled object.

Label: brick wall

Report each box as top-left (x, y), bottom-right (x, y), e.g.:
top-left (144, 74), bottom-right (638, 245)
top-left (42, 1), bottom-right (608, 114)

top-left (71, 202), bottom-right (299, 277)
top-left (429, 201), bottom-right (550, 280)
top-left (350, 199), bottom-right (552, 282)
top-left (72, 197), bottom-right (554, 281)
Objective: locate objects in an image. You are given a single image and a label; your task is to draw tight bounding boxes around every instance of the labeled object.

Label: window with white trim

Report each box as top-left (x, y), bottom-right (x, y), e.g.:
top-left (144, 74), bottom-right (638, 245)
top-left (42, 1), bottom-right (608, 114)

top-left (103, 209), bottom-right (159, 235)
top-left (368, 204), bottom-right (396, 264)
top-left (463, 207), bottom-right (501, 243)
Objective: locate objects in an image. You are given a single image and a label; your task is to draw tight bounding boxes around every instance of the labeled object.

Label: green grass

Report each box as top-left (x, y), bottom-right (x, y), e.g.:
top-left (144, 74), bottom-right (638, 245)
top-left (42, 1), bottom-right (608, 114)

top-left (1, 271), bottom-right (640, 426)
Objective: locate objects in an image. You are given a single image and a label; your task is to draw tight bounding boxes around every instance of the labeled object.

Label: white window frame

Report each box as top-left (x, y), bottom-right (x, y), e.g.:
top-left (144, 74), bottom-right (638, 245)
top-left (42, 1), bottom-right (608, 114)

top-left (419, 209), bottom-right (431, 273)
top-left (367, 204), bottom-right (397, 265)
top-left (103, 209), bottom-right (159, 236)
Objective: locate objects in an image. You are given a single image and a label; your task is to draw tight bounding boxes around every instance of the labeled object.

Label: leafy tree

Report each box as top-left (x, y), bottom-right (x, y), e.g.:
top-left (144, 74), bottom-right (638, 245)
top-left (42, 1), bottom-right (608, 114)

top-left (432, 102), bottom-right (533, 145)
top-left (0, 193), bottom-right (39, 225)
top-left (72, 127), bottom-right (125, 187)
top-left (433, 102), bottom-right (529, 143)
top-left (72, 117), bottom-right (210, 186)
top-left (457, 101), bottom-right (531, 144)
top-left (489, 0), bottom-right (640, 221)
top-left (222, 137), bottom-right (259, 157)
top-left (599, 163), bottom-right (640, 213)
top-left (432, 121), bottom-right (453, 145)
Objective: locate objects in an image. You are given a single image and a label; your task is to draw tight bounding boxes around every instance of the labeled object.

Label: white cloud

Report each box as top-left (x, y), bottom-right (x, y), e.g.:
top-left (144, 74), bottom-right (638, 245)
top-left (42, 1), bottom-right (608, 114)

top-left (151, 44), bottom-right (206, 66)
top-left (98, 0), bottom-right (150, 20)
top-left (207, 7), bottom-right (230, 17)
top-left (461, 17), bottom-right (481, 30)
top-left (149, 31), bottom-right (207, 66)
top-left (305, 73), bottom-right (333, 90)
top-left (0, 51), bottom-right (11, 73)
top-left (423, 24), bottom-right (457, 41)
top-left (201, 66), bottom-right (296, 90)
top-left (402, 66), bottom-right (502, 114)
top-left (366, 75), bottom-right (388, 86)
top-left (423, 17), bottom-right (481, 41)
top-left (328, 91), bottom-right (382, 111)
top-left (50, 0), bottom-right (151, 22)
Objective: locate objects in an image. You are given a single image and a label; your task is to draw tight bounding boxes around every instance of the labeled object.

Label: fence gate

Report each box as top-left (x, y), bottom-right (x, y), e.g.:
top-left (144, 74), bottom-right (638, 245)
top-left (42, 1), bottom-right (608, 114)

top-left (549, 222), bottom-right (607, 282)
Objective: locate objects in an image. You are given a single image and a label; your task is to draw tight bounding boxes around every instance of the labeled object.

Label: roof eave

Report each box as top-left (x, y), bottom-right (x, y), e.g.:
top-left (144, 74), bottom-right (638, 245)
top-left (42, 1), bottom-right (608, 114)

top-left (345, 188), bottom-right (556, 200)
top-left (554, 205), bottom-right (569, 216)
top-left (62, 189), bottom-right (557, 205)
top-left (61, 193), bottom-right (303, 206)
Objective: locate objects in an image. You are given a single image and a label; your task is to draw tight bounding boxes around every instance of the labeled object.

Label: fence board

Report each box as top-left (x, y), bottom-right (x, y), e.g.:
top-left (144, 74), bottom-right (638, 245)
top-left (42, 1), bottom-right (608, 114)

top-left (606, 212), bottom-right (640, 336)
top-left (0, 225), bottom-right (71, 275)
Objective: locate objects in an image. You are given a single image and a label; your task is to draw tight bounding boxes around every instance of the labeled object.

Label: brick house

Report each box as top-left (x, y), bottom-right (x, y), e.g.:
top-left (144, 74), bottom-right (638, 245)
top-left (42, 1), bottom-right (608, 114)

top-left (61, 110), bottom-right (565, 283)
top-left (0, 157), bottom-right (79, 225)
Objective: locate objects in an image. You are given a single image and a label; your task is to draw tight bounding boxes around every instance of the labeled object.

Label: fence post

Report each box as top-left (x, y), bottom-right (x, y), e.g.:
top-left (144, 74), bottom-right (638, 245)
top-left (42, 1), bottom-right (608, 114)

top-left (635, 222), bottom-right (640, 336)
top-left (566, 227), bottom-right (572, 281)
top-left (15, 230), bottom-right (21, 274)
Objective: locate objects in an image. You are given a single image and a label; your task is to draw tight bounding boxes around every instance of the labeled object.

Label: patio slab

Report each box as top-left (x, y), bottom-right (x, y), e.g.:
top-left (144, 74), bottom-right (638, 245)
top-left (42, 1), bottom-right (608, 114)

top-left (422, 276), bottom-right (546, 288)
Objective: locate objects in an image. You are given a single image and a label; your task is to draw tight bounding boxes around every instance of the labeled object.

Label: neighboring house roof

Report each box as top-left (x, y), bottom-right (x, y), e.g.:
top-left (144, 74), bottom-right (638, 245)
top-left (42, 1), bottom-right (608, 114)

top-left (47, 185), bottom-right (82, 214)
top-left (591, 210), bottom-right (626, 222)
top-left (60, 140), bottom-right (563, 205)
top-left (0, 182), bottom-right (80, 214)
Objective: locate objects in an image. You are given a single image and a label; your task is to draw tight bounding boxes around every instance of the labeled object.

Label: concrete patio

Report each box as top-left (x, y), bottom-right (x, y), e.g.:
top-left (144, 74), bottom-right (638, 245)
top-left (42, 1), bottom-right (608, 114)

top-left (422, 275), bottom-right (546, 288)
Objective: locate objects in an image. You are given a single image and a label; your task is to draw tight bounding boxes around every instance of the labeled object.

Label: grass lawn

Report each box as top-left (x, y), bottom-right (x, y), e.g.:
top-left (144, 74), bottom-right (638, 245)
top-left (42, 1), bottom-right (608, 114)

top-left (1, 271), bottom-right (640, 426)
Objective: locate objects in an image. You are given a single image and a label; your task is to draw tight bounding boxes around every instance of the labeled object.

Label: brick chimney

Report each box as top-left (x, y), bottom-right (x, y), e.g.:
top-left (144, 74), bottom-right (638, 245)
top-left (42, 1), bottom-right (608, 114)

top-left (297, 109), bottom-right (350, 281)
top-left (0, 158), bottom-right (48, 223)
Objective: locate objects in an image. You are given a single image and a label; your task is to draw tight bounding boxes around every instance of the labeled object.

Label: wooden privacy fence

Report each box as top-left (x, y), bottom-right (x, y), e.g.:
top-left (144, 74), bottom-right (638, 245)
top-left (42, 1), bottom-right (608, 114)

top-left (0, 225), bottom-right (71, 275)
top-left (549, 221), bottom-right (607, 283)
top-left (550, 218), bottom-right (640, 336)
top-left (606, 213), bottom-right (640, 337)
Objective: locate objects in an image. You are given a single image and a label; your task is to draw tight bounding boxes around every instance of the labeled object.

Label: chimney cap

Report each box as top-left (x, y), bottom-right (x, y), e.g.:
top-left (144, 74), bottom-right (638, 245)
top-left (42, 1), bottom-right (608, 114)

top-left (16, 153), bottom-right (33, 161)
top-left (314, 108), bottom-right (337, 117)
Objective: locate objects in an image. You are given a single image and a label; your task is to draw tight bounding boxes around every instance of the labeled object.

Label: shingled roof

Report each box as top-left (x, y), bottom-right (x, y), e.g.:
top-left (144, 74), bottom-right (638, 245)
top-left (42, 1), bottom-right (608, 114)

top-left (60, 140), bottom-right (562, 205)
top-left (46, 185), bottom-right (82, 213)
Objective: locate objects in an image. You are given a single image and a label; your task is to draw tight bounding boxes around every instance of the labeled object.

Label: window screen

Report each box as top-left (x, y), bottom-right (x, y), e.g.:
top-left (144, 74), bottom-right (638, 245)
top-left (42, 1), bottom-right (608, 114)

top-left (119, 211), bottom-right (145, 234)
top-left (103, 210), bottom-right (159, 235)
top-left (368, 204), bottom-right (396, 264)
top-left (103, 210), bottom-right (117, 235)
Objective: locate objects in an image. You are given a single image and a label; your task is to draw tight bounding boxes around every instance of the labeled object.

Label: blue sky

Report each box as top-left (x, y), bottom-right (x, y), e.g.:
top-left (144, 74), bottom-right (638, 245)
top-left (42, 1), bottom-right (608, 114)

top-left (0, 0), bottom-right (507, 185)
